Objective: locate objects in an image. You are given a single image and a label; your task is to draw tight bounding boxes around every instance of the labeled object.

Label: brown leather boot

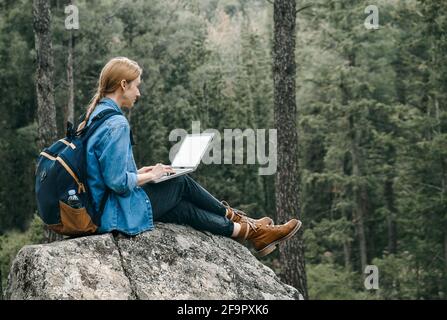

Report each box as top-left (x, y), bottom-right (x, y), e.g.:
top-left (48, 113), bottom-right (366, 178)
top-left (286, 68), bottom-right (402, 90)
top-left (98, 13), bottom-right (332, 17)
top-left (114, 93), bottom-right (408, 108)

top-left (222, 200), bottom-right (273, 226)
top-left (237, 219), bottom-right (302, 257)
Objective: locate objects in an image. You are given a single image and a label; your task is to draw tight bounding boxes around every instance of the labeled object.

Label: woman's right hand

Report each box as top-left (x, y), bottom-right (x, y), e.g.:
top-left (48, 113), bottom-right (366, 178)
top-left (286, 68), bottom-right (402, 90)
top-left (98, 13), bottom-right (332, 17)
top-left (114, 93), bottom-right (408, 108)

top-left (150, 163), bottom-right (176, 180)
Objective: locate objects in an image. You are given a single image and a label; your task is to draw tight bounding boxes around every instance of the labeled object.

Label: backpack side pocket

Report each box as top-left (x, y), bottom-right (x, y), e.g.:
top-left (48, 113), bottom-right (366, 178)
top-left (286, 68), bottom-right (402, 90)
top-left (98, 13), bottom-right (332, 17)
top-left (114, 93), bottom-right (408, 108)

top-left (48, 201), bottom-right (97, 236)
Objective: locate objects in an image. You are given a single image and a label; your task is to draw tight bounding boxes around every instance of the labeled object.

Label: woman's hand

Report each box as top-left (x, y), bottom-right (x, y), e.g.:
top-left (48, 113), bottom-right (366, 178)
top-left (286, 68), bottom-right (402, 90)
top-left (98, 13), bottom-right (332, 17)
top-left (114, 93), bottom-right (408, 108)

top-left (136, 163), bottom-right (176, 186)
top-left (149, 163), bottom-right (176, 180)
top-left (137, 166), bottom-right (155, 174)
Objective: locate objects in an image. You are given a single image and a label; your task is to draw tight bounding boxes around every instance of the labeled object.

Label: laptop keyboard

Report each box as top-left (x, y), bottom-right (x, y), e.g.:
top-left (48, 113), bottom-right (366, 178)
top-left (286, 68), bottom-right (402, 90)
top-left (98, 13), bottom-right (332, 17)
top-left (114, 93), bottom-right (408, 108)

top-left (166, 168), bottom-right (190, 176)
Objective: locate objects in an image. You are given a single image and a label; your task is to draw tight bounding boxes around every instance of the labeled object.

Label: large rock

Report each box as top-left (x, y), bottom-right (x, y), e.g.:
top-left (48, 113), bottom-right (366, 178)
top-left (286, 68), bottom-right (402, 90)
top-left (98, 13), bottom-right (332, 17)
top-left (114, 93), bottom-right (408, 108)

top-left (5, 223), bottom-right (301, 300)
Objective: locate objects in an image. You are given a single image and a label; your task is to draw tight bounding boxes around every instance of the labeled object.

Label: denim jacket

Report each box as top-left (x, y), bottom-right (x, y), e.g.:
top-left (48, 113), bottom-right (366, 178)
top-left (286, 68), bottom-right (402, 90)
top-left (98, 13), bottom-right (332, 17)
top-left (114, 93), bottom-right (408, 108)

top-left (86, 98), bottom-right (154, 235)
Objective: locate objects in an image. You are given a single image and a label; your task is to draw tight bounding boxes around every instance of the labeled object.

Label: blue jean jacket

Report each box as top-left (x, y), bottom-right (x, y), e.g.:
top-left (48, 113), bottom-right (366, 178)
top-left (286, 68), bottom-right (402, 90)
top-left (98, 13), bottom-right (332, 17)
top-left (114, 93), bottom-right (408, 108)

top-left (86, 98), bottom-right (154, 235)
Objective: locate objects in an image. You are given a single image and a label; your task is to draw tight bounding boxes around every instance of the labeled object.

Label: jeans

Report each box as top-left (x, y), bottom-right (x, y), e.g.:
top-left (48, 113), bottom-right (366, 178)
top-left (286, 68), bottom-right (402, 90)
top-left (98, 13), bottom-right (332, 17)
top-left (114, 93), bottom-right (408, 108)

top-left (143, 174), bottom-right (234, 237)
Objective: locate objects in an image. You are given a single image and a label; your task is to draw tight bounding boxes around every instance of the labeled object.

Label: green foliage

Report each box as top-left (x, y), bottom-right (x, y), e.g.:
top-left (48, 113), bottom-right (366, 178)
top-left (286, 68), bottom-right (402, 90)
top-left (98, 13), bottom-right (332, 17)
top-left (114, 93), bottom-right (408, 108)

top-left (307, 263), bottom-right (376, 300)
top-left (304, 218), bottom-right (354, 265)
top-left (371, 252), bottom-right (423, 300)
top-left (0, 215), bottom-right (44, 292)
top-left (0, 0), bottom-right (446, 299)
top-left (296, 0), bottom-right (447, 299)
top-left (0, 123), bottom-right (38, 233)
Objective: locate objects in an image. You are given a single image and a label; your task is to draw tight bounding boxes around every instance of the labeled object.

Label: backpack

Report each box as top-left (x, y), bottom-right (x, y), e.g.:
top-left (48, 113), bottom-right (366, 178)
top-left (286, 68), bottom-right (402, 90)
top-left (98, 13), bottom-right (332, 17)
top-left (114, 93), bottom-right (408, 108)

top-left (35, 108), bottom-right (122, 236)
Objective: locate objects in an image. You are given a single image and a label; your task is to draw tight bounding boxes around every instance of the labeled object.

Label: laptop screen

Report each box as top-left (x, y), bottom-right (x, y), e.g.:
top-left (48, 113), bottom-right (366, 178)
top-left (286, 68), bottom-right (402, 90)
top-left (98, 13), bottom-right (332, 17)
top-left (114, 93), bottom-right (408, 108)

top-left (171, 134), bottom-right (214, 168)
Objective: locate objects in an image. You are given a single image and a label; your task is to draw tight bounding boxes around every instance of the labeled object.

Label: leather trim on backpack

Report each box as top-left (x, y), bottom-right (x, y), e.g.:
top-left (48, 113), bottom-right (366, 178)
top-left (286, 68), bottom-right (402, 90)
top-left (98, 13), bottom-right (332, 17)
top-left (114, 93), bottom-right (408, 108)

top-left (58, 139), bottom-right (76, 149)
top-left (40, 151), bottom-right (56, 161)
top-left (40, 152), bottom-right (86, 194)
top-left (48, 201), bottom-right (98, 236)
top-left (56, 156), bottom-right (86, 193)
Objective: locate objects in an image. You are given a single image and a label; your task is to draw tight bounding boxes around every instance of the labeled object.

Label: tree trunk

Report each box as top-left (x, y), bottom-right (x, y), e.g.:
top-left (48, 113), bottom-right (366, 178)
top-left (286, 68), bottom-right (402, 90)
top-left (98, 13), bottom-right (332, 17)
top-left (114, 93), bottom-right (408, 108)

top-left (442, 157), bottom-right (447, 281)
top-left (350, 118), bottom-right (368, 273)
top-left (33, 0), bottom-right (58, 149)
top-left (273, 0), bottom-right (307, 299)
top-left (66, 28), bottom-right (75, 125)
top-left (340, 46), bottom-right (368, 273)
top-left (443, 173), bottom-right (447, 277)
top-left (444, 231), bottom-right (447, 272)
top-left (385, 177), bottom-right (397, 254)
top-left (343, 240), bottom-right (352, 271)
top-left (354, 186), bottom-right (368, 273)
top-left (33, 0), bottom-right (63, 242)
top-left (0, 268), bottom-right (3, 300)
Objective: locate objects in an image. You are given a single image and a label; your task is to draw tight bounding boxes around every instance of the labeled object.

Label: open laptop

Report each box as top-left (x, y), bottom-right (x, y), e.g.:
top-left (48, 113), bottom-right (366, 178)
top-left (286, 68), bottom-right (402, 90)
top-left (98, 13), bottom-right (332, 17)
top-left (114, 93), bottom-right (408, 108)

top-left (148, 133), bottom-right (215, 183)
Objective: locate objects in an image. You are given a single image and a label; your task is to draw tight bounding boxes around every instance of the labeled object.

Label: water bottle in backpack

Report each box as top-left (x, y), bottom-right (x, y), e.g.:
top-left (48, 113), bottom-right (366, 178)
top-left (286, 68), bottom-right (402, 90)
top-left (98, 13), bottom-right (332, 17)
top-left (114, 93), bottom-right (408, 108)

top-left (67, 189), bottom-right (82, 209)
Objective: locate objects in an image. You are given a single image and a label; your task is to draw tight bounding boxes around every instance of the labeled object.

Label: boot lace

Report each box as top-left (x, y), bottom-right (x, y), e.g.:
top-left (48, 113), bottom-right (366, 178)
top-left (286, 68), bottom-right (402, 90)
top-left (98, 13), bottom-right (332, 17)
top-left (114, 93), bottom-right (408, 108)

top-left (221, 200), bottom-right (250, 219)
top-left (245, 217), bottom-right (259, 233)
top-left (222, 200), bottom-right (259, 233)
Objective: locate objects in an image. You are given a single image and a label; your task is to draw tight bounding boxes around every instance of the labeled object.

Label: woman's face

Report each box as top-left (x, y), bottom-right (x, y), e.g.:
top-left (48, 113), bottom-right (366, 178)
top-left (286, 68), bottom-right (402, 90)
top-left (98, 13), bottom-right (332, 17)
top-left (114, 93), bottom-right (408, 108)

top-left (122, 74), bottom-right (141, 108)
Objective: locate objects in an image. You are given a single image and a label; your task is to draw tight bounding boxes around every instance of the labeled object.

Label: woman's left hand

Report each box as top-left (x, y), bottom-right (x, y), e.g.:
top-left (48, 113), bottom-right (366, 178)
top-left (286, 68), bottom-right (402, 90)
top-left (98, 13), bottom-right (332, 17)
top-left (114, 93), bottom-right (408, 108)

top-left (137, 166), bottom-right (155, 174)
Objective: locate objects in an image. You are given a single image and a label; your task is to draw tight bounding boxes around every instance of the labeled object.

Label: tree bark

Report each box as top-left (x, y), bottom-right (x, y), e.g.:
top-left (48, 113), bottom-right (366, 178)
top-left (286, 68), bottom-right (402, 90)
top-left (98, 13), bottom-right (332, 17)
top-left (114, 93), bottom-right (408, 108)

top-left (350, 115), bottom-right (368, 273)
top-left (442, 156), bottom-right (447, 279)
top-left (444, 231), bottom-right (447, 273)
top-left (33, 0), bottom-right (63, 242)
top-left (343, 240), bottom-right (352, 271)
top-left (443, 167), bottom-right (447, 276)
top-left (385, 177), bottom-right (397, 254)
top-left (66, 27), bottom-right (75, 125)
top-left (354, 186), bottom-right (368, 273)
top-left (273, 0), bottom-right (307, 299)
top-left (33, 0), bottom-right (58, 150)
top-left (340, 46), bottom-right (368, 273)
top-left (0, 268), bottom-right (3, 300)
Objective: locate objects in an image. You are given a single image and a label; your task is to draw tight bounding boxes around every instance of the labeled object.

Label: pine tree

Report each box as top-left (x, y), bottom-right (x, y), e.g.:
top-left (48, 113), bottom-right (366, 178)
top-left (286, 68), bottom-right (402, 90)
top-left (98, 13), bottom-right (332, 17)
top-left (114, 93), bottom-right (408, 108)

top-left (273, 0), bottom-right (307, 298)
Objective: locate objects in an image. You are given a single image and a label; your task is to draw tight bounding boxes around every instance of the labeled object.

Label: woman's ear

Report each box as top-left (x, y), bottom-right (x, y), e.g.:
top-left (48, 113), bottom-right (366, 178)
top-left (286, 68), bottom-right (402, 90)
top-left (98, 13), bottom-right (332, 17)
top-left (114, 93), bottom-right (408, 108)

top-left (120, 79), bottom-right (127, 91)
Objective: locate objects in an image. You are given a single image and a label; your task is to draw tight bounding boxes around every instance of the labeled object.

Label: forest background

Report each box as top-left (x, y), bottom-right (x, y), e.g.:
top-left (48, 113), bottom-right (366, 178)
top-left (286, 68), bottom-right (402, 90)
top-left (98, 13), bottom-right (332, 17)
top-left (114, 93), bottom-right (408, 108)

top-left (0, 0), bottom-right (446, 299)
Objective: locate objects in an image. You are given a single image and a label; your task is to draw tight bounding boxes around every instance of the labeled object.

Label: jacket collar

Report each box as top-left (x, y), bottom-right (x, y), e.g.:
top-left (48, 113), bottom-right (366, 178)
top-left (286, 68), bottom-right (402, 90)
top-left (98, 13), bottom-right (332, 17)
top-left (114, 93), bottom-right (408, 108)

top-left (98, 97), bottom-right (124, 115)
top-left (96, 97), bottom-right (136, 146)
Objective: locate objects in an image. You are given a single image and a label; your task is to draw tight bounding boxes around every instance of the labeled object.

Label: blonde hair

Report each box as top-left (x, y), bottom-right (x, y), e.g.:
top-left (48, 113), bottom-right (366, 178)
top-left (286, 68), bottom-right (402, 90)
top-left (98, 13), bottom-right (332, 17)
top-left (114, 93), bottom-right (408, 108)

top-left (77, 57), bottom-right (142, 132)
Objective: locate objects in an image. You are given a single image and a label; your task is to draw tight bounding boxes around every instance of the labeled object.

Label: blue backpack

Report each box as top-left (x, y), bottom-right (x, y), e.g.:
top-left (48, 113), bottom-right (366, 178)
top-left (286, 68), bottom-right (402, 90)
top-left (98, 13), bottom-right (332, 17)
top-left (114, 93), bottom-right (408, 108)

top-left (35, 109), bottom-right (122, 236)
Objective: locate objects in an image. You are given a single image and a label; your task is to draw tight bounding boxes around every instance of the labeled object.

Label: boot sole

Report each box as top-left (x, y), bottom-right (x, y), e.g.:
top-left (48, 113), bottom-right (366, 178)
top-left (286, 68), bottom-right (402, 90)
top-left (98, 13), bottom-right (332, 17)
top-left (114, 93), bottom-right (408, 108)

top-left (255, 220), bottom-right (302, 257)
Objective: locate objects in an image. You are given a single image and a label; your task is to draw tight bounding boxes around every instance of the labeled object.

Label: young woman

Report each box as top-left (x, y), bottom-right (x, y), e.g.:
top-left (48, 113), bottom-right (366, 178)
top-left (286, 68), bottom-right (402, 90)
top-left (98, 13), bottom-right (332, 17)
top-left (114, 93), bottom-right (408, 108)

top-left (77, 57), bottom-right (302, 257)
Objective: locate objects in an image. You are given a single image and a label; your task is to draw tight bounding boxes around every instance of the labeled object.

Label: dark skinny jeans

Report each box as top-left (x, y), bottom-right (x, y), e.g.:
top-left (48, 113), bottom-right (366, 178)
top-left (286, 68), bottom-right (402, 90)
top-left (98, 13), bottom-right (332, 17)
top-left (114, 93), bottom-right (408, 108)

top-left (143, 174), bottom-right (234, 237)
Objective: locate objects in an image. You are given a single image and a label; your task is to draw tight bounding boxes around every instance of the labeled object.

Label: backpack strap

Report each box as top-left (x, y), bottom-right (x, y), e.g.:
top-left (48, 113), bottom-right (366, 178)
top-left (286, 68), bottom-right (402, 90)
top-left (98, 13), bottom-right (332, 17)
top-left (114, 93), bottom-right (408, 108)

top-left (81, 108), bottom-right (123, 141)
top-left (75, 109), bottom-right (136, 145)
top-left (80, 109), bottom-right (124, 215)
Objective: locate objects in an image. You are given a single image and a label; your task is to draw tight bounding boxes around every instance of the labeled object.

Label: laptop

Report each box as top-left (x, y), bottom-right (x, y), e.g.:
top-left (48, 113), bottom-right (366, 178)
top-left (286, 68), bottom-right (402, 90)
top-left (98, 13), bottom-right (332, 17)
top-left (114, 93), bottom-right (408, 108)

top-left (148, 133), bottom-right (215, 183)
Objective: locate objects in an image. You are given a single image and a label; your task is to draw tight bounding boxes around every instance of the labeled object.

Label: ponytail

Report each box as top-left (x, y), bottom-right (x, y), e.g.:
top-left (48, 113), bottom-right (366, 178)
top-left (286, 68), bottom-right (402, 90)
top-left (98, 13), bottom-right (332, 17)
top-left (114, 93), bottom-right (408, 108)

top-left (76, 90), bottom-right (103, 132)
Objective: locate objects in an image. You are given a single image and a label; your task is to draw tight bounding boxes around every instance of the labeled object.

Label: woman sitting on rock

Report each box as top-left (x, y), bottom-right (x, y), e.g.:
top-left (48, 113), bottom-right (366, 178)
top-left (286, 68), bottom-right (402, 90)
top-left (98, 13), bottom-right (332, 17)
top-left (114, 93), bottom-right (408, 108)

top-left (77, 57), bottom-right (302, 257)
